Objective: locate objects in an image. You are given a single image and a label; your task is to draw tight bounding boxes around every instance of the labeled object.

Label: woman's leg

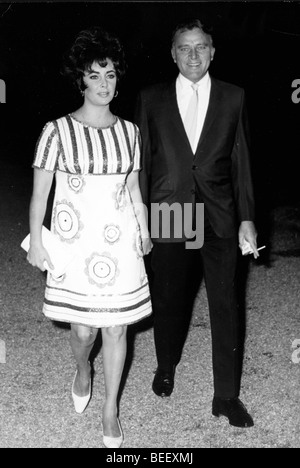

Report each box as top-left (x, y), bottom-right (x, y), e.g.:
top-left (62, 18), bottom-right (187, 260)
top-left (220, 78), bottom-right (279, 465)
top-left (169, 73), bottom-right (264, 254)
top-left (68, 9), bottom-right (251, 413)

top-left (101, 325), bottom-right (127, 437)
top-left (70, 324), bottom-right (98, 396)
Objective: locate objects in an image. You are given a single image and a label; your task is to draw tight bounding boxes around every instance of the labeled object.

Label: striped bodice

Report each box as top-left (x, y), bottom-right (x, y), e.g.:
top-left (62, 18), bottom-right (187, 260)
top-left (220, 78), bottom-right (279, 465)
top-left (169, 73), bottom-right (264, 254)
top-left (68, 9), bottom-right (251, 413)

top-left (33, 114), bottom-right (141, 175)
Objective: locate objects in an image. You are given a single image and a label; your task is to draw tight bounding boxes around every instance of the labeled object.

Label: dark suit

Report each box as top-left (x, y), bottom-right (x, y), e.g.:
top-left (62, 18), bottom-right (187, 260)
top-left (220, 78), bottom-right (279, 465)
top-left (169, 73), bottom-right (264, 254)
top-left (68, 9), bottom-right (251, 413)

top-left (135, 76), bottom-right (255, 398)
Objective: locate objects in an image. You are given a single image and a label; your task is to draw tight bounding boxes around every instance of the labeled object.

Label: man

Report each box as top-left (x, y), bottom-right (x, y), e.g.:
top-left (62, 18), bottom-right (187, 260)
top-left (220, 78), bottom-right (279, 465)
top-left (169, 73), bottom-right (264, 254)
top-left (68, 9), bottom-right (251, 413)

top-left (135, 19), bottom-right (259, 428)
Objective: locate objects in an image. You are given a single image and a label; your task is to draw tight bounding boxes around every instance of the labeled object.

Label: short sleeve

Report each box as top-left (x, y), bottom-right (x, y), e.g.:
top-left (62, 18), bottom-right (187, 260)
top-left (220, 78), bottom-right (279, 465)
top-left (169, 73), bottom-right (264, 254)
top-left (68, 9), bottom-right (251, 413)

top-left (132, 124), bottom-right (141, 172)
top-left (32, 121), bottom-right (59, 172)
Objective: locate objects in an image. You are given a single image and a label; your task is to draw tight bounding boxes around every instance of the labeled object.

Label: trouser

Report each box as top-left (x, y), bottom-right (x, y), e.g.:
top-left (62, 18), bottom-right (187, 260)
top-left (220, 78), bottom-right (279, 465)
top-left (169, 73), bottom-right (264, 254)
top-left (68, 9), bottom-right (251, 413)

top-left (150, 220), bottom-right (241, 399)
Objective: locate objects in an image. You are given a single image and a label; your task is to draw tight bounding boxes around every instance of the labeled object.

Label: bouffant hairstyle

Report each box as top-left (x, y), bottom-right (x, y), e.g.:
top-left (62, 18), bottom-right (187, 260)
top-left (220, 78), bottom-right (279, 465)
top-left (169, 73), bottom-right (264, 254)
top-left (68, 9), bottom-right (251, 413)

top-left (62, 26), bottom-right (126, 93)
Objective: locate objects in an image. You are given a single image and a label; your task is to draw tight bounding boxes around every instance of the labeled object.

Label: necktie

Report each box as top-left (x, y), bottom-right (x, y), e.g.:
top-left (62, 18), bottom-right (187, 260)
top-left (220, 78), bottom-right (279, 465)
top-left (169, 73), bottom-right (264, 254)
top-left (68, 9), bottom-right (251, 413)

top-left (184, 83), bottom-right (199, 149)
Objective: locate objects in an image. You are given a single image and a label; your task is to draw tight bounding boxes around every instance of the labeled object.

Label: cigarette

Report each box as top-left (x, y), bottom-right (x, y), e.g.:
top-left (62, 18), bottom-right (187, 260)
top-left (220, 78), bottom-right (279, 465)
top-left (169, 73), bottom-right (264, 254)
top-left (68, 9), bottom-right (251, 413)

top-left (249, 245), bottom-right (266, 255)
top-left (246, 245), bottom-right (266, 255)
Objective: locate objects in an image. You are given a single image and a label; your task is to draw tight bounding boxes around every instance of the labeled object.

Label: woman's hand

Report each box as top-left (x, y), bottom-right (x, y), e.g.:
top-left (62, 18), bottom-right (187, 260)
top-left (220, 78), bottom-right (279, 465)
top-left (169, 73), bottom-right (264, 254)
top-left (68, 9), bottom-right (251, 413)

top-left (27, 244), bottom-right (54, 272)
top-left (142, 237), bottom-right (153, 256)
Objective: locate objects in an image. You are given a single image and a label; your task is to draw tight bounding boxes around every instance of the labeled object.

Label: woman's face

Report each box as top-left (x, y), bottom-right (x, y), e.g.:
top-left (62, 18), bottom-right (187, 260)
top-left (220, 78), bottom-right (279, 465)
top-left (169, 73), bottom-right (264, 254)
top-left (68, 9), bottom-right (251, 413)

top-left (82, 59), bottom-right (117, 107)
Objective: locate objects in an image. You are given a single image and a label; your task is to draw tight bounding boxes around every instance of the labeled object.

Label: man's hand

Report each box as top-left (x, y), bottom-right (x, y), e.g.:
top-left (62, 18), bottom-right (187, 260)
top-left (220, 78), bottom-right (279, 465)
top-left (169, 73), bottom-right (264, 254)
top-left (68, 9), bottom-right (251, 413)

top-left (238, 221), bottom-right (259, 259)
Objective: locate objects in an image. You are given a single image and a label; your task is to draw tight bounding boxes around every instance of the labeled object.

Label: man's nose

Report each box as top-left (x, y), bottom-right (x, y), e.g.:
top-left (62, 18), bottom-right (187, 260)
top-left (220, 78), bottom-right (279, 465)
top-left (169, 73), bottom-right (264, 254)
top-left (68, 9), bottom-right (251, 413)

top-left (189, 48), bottom-right (199, 60)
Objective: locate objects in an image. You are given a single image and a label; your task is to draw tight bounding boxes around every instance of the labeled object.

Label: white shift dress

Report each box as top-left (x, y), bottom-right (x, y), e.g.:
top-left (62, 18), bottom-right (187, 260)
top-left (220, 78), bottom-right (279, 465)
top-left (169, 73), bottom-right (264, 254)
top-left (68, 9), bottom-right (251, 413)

top-left (33, 114), bottom-right (152, 328)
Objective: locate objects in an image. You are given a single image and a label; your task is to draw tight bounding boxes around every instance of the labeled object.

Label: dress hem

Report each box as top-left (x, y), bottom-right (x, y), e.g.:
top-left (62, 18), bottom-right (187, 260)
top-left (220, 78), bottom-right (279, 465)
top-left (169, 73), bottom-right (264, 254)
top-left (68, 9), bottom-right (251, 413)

top-left (43, 311), bottom-right (152, 329)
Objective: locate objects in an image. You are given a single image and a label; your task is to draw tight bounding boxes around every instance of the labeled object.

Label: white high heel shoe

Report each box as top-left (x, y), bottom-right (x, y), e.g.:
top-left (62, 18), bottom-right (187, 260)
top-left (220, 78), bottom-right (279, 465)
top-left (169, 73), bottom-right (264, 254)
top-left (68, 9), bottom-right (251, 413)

top-left (72, 370), bottom-right (91, 414)
top-left (102, 419), bottom-right (124, 448)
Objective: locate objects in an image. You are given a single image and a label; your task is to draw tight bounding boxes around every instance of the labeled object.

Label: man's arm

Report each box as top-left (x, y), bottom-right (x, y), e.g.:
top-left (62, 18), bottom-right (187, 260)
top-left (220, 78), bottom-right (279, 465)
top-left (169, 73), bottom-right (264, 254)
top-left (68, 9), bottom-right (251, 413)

top-left (231, 90), bottom-right (259, 257)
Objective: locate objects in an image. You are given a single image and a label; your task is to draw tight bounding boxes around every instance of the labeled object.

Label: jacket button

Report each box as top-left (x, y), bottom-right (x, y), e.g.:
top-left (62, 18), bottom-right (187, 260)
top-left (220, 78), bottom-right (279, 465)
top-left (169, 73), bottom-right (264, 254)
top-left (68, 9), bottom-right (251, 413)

top-left (192, 165), bottom-right (198, 170)
top-left (191, 189), bottom-right (196, 194)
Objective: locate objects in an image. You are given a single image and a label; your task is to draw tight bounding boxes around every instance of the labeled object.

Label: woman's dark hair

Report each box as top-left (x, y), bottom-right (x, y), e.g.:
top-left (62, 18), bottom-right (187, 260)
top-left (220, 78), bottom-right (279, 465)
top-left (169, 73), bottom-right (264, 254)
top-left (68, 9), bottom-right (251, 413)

top-left (62, 26), bottom-right (126, 93)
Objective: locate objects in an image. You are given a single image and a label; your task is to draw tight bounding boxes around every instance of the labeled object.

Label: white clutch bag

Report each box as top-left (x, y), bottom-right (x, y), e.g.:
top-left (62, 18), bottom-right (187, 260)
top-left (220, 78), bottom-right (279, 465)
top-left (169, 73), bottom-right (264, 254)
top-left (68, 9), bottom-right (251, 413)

top-left (21, 226), bottom-right (76, 277)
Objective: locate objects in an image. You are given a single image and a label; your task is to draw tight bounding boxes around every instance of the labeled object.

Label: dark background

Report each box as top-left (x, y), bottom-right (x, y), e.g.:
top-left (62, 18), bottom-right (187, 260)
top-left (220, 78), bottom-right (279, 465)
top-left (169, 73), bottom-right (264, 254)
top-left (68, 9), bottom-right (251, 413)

top-left (0, 1), bottom-right (300, 220)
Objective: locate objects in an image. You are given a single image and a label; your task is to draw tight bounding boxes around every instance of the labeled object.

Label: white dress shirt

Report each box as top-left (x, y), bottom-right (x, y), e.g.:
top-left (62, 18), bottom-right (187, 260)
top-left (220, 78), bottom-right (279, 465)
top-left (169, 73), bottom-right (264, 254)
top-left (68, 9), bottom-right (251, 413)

top-left (176, 72), bottom-right (211, 153)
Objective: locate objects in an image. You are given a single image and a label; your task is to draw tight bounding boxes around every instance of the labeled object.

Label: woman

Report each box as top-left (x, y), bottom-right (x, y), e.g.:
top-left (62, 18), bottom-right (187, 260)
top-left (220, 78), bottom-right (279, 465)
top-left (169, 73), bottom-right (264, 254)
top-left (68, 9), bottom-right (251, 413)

top-left (27, 26), bottom-right (152, 448)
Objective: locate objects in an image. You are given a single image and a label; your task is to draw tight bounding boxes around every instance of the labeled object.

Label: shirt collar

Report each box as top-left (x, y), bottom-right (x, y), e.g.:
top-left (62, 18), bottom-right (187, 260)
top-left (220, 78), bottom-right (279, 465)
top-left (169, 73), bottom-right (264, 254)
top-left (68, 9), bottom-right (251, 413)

top-left (177, 71), bottom-right (210, 91)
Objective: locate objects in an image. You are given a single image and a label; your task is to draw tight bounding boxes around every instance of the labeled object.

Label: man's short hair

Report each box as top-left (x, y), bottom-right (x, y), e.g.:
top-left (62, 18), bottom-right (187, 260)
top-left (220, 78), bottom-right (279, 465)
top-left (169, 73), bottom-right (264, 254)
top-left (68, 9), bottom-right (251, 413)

top-left (171, 18), bottom-right (214, 46)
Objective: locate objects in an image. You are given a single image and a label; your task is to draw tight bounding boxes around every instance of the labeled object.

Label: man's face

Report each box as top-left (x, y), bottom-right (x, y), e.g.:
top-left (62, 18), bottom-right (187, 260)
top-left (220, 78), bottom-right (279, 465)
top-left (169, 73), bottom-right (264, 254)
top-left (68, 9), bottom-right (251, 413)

top-left (171, 28), bottom-right (215, 83)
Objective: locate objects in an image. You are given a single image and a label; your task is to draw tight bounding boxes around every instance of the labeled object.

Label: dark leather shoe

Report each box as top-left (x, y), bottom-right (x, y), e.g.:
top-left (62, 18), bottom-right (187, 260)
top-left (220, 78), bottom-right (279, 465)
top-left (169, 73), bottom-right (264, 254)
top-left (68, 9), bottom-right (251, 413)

top-left (212, 397), bottom-right (254, 428)
top-left (152, 367), bottom-right (175, 397)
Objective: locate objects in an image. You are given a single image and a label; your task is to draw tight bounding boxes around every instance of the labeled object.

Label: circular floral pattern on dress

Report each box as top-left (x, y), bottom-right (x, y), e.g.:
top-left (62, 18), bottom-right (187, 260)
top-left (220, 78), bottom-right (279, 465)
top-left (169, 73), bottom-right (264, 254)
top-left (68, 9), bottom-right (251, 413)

top-left (68, 175), bottom-right (85, 193)
top-left (104, 224), bottom-right (121, 244)
top-left (53, 200), bottom-right (82, 242)
top-left (85, 252), bottom-right (119, 288)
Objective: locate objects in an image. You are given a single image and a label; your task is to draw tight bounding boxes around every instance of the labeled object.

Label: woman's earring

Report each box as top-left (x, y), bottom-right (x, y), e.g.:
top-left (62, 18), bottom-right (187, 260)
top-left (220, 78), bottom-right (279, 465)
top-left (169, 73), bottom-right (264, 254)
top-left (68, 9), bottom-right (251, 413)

top-left (80, 90), bottom-right (85, 97)
top-left (114, 91), bottom-right (119, 98)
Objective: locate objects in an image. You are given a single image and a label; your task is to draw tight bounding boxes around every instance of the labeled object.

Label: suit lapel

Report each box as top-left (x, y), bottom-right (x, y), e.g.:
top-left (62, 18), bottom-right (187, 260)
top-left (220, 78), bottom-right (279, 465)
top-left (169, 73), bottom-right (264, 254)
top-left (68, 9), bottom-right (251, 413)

top-left (166, 81), bottom-right (194, 154)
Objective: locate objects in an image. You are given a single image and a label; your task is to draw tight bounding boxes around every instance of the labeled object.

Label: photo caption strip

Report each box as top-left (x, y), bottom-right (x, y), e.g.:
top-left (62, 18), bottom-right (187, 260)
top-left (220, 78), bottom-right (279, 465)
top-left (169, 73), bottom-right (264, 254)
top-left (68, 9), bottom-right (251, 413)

top-left (105, 452), bottom-right (195, 464)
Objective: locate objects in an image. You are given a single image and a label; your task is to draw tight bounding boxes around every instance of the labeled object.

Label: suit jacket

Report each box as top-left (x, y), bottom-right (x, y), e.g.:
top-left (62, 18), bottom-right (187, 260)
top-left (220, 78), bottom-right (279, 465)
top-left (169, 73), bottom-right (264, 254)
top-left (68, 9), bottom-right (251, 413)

top-left (134, 76), bottom-right (255, 241)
